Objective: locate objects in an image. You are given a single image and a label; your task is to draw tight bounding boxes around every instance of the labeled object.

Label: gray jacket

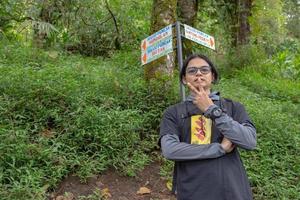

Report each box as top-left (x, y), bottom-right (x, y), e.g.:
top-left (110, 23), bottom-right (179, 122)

top-left (159, 93), bottom-right (256, 200)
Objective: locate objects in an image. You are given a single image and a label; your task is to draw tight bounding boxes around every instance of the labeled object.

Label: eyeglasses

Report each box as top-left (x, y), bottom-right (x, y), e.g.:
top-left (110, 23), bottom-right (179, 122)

top-left (186, 66), bottom-right (211, 75)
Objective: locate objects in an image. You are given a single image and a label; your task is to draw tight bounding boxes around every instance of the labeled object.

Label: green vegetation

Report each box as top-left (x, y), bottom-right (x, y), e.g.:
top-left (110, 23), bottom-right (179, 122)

top-left (216, 80), bottom-right (300, 199)
top-left (0, 43), bottom-right (175, 199)
top-left (1, 40), bottom-right (299, 200)
top-left (1, 0), bottom-right (299, 199)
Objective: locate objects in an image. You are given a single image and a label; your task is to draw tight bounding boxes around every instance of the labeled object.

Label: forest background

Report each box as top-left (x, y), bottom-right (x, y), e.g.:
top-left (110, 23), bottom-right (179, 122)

top-left (0, 0), bottom-right (299, 199)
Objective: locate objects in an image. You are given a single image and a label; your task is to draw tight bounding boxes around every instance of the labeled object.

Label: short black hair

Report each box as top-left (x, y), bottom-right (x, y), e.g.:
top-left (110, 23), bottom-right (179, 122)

top-left (180, 54), bottom-right (219, 84)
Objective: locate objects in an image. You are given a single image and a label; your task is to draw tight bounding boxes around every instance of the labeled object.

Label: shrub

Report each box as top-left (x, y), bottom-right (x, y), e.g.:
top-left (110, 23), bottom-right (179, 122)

top-left (214, 79), bottom-right (300, 200)
top-left (0, 42), bottom-right (180, 199)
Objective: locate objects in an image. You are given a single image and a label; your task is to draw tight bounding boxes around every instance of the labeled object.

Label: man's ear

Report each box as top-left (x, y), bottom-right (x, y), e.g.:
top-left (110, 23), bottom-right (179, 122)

top-left (182, 76), bottom-right (187, 85)
top-left (211, 73), bottom-right (215, 84)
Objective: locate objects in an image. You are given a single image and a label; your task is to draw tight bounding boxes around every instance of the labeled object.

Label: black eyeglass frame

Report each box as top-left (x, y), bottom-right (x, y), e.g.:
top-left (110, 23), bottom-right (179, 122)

top-left (185, 66), bottom-right (211, 75)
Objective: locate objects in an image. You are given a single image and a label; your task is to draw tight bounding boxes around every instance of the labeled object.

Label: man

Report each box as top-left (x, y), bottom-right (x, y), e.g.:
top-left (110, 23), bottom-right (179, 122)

top-left (159, 54), bottom-right (256, 200)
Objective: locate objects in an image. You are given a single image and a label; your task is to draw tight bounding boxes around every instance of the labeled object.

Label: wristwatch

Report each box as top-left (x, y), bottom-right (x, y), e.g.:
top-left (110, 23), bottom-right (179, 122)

top-left (210, 107), bottom-right (223, 120)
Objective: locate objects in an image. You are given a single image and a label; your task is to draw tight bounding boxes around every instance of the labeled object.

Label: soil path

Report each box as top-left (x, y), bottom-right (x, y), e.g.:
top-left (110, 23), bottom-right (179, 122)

top-left (51, 162), bottom-right (176, 200)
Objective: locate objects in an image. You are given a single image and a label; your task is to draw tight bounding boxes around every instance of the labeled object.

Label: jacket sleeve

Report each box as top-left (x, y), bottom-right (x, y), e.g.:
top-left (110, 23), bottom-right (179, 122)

top-left (206, 103), bottom-right (257, 150)
top-left (160, 134), bottom-right (225, 161)
top-left (159, 106), bottom-right (226, 161)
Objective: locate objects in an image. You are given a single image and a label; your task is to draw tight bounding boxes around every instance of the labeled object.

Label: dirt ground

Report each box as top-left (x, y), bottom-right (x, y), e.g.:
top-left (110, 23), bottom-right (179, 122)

top-left (50, 161), bottom-right (176, 200)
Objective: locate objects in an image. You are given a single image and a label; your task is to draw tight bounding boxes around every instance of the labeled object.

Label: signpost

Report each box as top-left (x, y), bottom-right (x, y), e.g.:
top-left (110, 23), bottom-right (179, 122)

top-left (175, 21), bottom-right (186, 101)
top-left (183, 24), bottom-right (215, 50)
top-left (141, 22), bottom-right (216, 101)
top-left (141, 25), bottom-right (173, 65)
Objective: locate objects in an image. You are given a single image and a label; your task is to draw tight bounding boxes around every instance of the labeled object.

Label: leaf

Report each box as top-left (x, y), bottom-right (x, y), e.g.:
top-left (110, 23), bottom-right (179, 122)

top-left (136, 186), bottom-right (151, 195)
top-left (101, 188), bottom-right (112, 199)
top-left (166, 181), bottom-right (172, 191)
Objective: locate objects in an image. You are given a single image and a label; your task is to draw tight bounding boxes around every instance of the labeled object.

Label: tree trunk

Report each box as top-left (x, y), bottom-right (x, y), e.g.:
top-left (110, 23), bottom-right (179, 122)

top-left (144, 0), bottom-right (177, 81)
top-left (178, 0), bottom-right (198, 57)
top-left (226, 0), bottom-right (252, 47)
top-left (237, 0), bottom-right (252, 45)
top-left (224, 0), bottom-right (238, 47)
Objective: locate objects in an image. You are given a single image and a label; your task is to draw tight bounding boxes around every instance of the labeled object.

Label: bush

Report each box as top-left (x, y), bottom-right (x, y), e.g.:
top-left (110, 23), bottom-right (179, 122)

top-left (2, 41), bottom-right (299, 200)
top-left (0, 43), bottom-right (179, 199)
top-left (214, 79), bottom-right (300, 200)
top-left (217, 44), bottom-right (267, 77)
top-left (237, 70), bottom-right (300, 103)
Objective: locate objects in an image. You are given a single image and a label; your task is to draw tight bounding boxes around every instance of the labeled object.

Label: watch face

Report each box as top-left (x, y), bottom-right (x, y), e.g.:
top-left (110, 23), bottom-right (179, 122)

top-left (213, 108), bottom-right (222, 117)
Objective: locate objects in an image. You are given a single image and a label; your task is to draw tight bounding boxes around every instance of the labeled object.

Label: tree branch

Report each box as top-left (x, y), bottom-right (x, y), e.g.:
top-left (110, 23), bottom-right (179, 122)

top-left (105, 0), bottom-right (121, 49)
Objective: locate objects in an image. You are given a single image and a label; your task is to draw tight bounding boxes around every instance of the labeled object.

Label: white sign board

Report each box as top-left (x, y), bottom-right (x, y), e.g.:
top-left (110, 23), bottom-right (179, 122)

top-left (184, 24), bottom-right (215, 50)
top-left (141, 25), bottom-right (173, 65)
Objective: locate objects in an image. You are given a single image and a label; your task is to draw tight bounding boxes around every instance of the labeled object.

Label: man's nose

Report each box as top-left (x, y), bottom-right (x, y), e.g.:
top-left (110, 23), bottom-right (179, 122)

top-left (196, 69), bottom-right (202, 76)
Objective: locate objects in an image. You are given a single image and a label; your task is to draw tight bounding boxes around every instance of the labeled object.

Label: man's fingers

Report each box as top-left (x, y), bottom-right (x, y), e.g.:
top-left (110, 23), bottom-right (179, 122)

top-left (187, 83), bottom-right (206, 95)
top-left (228, 144), bottom-right (235, 153)
top-left (187, 82), bottom-right (200, 94)
top-left (198, 86), bottom-right (205, 92)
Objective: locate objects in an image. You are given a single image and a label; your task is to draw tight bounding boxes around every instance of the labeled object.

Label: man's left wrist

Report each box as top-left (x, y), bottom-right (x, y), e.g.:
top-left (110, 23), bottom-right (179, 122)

top-left (204, 104), bottom-right (218, 117)
top-left (204, 105), bottom-right (222, 120)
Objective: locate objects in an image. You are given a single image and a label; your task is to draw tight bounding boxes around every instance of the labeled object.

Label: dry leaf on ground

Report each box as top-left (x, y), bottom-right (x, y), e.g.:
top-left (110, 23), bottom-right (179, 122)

top-left (101, 188), bottom-right (112, 199)
top-left (137, 186), bottom-right (151, 195)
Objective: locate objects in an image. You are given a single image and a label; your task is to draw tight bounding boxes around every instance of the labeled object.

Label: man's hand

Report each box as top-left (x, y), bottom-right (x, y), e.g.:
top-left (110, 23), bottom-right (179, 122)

top-left (221, 137), bottom-right (235, 153)
top-left (187, 82), bottom-right (214, 112)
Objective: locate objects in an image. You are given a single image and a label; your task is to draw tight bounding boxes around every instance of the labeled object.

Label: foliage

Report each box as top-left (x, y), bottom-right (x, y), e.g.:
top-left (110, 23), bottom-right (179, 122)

top-left (0, 43), bottom-right (178, 199)
top-left (283, 0), bottom-right (300, 39)
top-left (1, 34), bottom-right (300, 199)
top-left (214, 79), bottom-right (300, 200)
top-left (0, 1), bottom-right (27, 32)
top-left (0, 0), bottom-right (151, 55)
top-left (218, 44), bottom-right (267, 74)
top-left (196, 0), bottom-right (232, 54)
top-left (250, 0), bottom-right (286, 55)
top-left (0, 1), bottom-right (300, 199)
top-left (233, 40), bottom-right (300, 103)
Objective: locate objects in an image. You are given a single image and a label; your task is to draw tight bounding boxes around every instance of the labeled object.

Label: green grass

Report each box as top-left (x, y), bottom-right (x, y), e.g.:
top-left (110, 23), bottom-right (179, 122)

top-left (0, 42), bottom-right (299, 199)
top-left (215, 79), bottom-right (300, 199)
top-left (236, 69), bottom-right (300, 103)
top-left (0, 43), bottom-right (162, 199)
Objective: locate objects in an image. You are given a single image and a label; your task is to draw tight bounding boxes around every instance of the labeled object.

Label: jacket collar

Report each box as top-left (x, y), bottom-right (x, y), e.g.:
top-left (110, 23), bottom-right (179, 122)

top-left (186, 91), bottom-right (220, 102)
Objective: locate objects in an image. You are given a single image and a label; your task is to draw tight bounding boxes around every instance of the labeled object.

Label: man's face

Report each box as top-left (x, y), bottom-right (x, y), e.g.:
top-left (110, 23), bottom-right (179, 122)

top-left (183, 57), bottom-right (214, 91)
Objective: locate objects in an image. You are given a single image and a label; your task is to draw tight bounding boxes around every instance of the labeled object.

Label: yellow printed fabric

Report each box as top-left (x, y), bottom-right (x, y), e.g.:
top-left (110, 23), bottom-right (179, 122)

top-left (191, 115), bottom-right (212, 144)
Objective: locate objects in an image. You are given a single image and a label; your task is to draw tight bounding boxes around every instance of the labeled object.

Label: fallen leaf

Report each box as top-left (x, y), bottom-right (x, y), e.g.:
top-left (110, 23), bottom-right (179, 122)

top-left (166, 181), bottom-right (172, 191)
top-left (137, 186), bottom-right (151, 195)
top-left (101, 188), bottom-right (112, 199)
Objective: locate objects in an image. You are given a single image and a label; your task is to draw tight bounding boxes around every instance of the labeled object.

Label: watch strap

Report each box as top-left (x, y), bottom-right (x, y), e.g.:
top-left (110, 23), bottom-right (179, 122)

top-left (204, 104), bottom-right (218, 118)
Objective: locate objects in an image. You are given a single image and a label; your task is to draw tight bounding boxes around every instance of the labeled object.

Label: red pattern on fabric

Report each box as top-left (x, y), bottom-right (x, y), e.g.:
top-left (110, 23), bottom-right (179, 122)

top-left (194, 116), bottom-right (206, 141)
